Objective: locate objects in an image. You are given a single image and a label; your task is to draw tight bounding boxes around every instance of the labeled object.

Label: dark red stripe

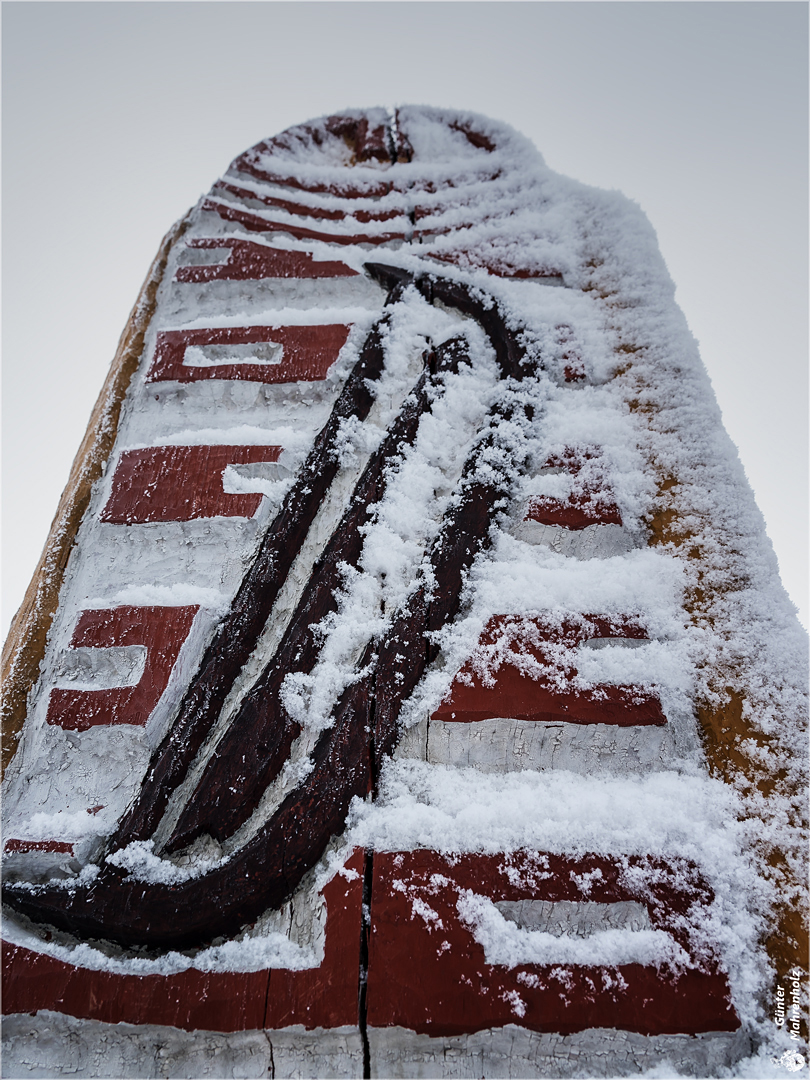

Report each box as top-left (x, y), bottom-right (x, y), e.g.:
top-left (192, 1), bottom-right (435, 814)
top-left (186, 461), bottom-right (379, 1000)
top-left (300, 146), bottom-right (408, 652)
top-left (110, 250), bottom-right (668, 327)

top-left (433, 615), bottom-right (665, 727)
top-left (101, 445), bottom-right (282, 524)
top-left (214, 182), bottom-right (404, 224)
top-left (46, 606), bottom-right (199, 732)
top-left (1, 851), bottom-right (363, 1031)
top-left (175, 239), bottom-right (357, 282)
top-left (146, 324), bottom-right (350, 384)
top-left (202, 199), bottom-right (407, 246)
top-left (4, 840), bottom-right (74, 855)
top-left (368, 850), bottom-right (740, 1037)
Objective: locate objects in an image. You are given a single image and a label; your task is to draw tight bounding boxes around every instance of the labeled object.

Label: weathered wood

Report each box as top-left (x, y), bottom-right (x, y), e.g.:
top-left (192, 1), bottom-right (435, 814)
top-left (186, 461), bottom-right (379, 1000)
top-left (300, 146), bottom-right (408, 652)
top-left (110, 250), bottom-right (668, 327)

top-left (166, 351), bottom-right (442, 849)
top-left (1, 215), bottom-right (190, 776)
top-left (109, 284), bottom-right (405, 849)
top-left (3, 275), bottom-right (539, 949)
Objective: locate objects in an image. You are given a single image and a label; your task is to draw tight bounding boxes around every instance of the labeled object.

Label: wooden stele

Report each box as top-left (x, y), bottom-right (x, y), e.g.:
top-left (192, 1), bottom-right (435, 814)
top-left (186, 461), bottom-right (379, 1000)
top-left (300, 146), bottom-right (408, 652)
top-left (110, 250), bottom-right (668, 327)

top-left (2, 107), bottom-right (805, 1078)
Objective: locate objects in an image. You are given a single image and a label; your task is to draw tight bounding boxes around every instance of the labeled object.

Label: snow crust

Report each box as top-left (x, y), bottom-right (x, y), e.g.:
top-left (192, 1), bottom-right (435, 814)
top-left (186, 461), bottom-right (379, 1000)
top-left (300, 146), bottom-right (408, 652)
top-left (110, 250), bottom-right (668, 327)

top-left (457, 891), bottom-right (688, 970)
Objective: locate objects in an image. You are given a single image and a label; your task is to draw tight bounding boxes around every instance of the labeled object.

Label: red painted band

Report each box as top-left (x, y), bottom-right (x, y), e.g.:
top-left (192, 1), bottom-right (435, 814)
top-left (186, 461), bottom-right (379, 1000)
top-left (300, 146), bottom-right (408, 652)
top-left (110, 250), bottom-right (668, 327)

top-left (214, 182), bottom-right (403, 225)
top-left (4, 840), bottom-right (74, 855)
top-left (101, 445), bottom-right (283, 525)
top-left (147, 324), bottom-right (350, 384)
top-left (1, 851), bottom-right (363, 1032)
top-left (433, 615), bottom-right (665, 726)
top-left (202, 199), bottom-right (406, 246)
top-left (46, 606), bottom-right (199, 732)
top-left (175, 238), bottom-right (357, 282)
top-left (367, 850), bottom-right (739, 1037)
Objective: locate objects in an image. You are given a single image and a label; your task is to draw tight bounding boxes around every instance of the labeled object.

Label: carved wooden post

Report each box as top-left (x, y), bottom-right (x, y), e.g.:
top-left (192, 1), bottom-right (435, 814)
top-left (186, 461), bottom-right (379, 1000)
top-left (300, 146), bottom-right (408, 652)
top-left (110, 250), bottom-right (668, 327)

top-left (3, 107), bottom-right (806, 1079)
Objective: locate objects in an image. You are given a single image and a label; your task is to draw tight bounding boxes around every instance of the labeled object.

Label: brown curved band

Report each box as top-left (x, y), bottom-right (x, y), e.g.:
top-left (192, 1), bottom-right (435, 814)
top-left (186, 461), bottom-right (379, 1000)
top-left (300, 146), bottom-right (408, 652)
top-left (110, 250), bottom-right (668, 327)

top-left (3, 268), bottom-right (537, 950)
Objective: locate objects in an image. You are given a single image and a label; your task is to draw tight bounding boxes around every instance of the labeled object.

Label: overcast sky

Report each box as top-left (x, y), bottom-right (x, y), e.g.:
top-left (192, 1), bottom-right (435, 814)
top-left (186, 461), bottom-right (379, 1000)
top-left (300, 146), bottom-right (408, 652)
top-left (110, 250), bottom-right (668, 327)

top-left (3, 1), bottom-right (807, 635)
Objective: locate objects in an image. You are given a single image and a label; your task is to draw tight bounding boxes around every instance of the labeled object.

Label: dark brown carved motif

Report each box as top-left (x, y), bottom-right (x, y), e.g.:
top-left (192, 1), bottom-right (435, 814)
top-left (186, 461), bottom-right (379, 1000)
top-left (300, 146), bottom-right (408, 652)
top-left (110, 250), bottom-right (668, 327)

top-left (165, 336), bottom-right (470, 851)
top-left (2, 267), bottom-right (539, 950)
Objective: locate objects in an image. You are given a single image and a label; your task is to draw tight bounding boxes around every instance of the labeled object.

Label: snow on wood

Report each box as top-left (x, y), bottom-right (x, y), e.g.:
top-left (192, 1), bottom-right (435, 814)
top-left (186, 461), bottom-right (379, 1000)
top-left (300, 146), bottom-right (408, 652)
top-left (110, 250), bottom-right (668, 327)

top-left (2, 106), bottom-right (806, 1078)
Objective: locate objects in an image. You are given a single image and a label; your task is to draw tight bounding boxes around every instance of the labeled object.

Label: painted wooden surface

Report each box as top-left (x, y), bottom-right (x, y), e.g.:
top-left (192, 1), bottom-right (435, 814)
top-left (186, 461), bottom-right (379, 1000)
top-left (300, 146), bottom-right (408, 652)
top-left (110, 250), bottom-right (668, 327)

top-left (2, 850), bottom-right (363, 1033)
top-left (432, 616), bottom-right (666, 727)
top-left (101, 445), bottom-right (283, 523)
top-left (2, 847), bottom-right (739, 1038)
top-left (367, 850), bottom-right (740, 1037)
top-left (147, 324), bottom-right (351, 383)
top-left (175, 237), bottom-right (357, 282)
top-left (3, 107), bottom-right (800, 1077)
top-left (46, 605), bottom-right (199, 731)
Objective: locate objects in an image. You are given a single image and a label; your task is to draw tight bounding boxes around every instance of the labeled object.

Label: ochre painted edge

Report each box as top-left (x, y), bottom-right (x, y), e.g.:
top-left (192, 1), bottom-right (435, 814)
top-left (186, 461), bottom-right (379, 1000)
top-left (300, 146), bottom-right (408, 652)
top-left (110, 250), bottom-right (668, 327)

top-left (620, 349), bottom-right (808, 1021)
top-left (1, 213), bottom-right (191, 776)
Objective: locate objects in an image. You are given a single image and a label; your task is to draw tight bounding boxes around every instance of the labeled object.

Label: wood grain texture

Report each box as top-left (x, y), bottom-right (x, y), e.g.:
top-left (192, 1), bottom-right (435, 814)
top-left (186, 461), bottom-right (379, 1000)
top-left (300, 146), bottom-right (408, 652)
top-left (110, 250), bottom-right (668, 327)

top-left (1, 214), bottom-right (190, 776)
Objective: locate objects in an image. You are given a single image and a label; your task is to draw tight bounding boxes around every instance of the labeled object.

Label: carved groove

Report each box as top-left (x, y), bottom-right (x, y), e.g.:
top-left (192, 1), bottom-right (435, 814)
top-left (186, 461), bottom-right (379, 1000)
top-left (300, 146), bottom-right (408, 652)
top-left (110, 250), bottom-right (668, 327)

top-left (3, 268), bottom-right (538, 950)
top-left (165, 339), bottom-right (466, 851)
top-left (108, 280), bottom-right (406, 849)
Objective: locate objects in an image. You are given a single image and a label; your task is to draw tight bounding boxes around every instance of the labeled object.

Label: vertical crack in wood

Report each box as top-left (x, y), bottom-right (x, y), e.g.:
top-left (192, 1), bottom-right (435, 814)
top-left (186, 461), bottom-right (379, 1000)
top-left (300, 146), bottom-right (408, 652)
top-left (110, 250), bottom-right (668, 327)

top-left (358, 847), bottom-right (375, 1079)
top-left (264, 1030), bottom-right (275, 1079)
top-left (263, 968), bottom-right (273, 1046)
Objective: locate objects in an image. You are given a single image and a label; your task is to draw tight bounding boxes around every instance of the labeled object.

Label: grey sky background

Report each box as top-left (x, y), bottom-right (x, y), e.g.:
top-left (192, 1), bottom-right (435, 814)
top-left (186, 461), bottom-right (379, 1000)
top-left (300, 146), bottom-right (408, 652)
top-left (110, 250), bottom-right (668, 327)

top-left (3, 1), bottom-right (807, 635)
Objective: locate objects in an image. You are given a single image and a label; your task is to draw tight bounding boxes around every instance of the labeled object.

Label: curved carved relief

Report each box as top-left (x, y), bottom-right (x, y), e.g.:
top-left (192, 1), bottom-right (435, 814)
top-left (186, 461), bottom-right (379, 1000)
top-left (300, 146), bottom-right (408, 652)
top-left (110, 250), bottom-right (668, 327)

top-left (3, 268), bottom-right (540, 950)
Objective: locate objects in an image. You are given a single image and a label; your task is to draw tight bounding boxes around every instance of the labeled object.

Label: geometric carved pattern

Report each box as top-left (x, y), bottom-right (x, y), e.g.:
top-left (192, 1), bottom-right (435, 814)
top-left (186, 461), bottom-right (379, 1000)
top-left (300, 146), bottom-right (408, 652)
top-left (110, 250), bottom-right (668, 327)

top-left (1, 848), bottom-right (741, 1035)
top-left (146, 324), bottom-right (351, 383)
top-left (213, 181), bottom-right (404, 227)
top-left (3, 270), bottom-right (550, 950)
top-left (100, 445), bottom-right (283, 524)
top-left (202, 198), bottom-right (406, 247)
top-left (432, 615), bottom-right (666, 726)
top-left (175, 238), bottom-right (358, 283)
top-left (46, 606), bottom-right (198, 731)
top-left (0, 850), bottom-right (363, 1032)
top-left (3, 107), bottom-right (780, 1073)
top-left (367, 850), bottom-right (740, 1037)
